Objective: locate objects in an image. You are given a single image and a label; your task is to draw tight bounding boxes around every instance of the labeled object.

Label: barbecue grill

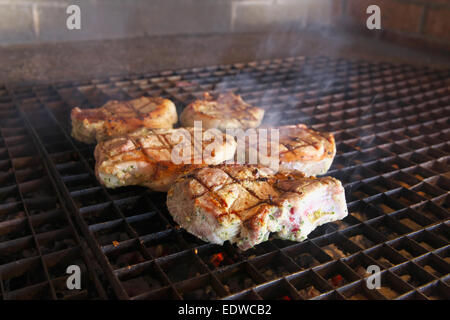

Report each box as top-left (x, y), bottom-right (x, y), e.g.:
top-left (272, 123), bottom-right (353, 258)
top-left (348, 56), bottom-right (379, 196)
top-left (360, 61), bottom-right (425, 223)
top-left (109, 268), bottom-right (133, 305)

top-left (1, 56), bottom-right (449, 300)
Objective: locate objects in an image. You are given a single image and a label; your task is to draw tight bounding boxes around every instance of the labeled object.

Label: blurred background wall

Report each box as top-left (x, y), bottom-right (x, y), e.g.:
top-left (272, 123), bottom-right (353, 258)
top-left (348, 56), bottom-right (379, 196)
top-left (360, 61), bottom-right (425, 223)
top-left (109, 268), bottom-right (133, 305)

top-left (0, 0), bottom-right (449, 52)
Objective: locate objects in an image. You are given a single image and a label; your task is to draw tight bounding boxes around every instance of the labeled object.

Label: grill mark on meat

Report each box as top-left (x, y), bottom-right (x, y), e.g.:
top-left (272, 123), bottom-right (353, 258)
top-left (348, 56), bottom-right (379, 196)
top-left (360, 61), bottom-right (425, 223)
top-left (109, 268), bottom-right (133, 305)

top-left (187, 165), bottom-right (282, 219)
top-left (125, 134), bottom-right (155, 161)
top-left (279, 133), bottom-right (320, 155)
top-left (76, 98), bottom-right (161, 122)
top-left (275, 125), bottom-right (335, 163)
top-left (225, 99), bottom-right (258, 124)
top-left (218, 93), bottom-right (259, 122)
top-left (220, 167), bottom-right (265, 202)
top-left (188, 174), bottom-right (229, 212)
top-left (96, 129), bottom-right (237, 192)
top-left (137, 100), bottom-right (156, 116)
top-left (275, 179), bottom-right (316, 194)
top-left (240, 125), bottom-right (334, 170)
top-left (219, 200), bottom-right (270, 219)
top-left (151, 129), bottom-right (174, 150)
top-left (72, 97), bottom-right (178, 144)
top-left (197, 92), bottom-right (259, 122)
top-left (124, 131), bottom-right (173, 182)
top-left (160, 134), bottom-right (174, 148)
top-left (168, 165), bottom-right (348, 250)
top-left (158, 132), bottom-right (173, 151)
top-left (280, 141), bottom-right (300, 159)
top-left (180, 92), bottom-right (265, 131)
top-left (186, 166), bottom-right (277, 218)
top-left (186, 165), bottom-right (326, 212)
top-left (125, 100), bottom-right (145, 120)
top-left (186, 127), bottom-right (206, 161)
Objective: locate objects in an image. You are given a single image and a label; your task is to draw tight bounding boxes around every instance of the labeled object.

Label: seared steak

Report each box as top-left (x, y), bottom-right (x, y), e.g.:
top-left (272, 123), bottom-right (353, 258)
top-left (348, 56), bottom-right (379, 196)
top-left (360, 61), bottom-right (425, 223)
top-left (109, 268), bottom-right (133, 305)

top-left (180, 92), bottom-right (265, 130)
top-left (71, 96), bottom-right (178, 144)
top-left (94, 127), bottom-right (237, 192)
top-left (167, 165), bottom-right (347, 250)
top-left (240, 124), bottom-right (336, 176)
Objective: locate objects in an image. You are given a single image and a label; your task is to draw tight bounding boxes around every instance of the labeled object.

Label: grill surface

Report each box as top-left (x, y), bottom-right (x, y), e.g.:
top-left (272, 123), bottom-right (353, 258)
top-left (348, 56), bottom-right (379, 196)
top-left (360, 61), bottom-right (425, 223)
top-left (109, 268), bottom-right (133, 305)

top-left (0, 89), bottom-right (109, 300)
top-left (1, 56), bottom-right (449, 300)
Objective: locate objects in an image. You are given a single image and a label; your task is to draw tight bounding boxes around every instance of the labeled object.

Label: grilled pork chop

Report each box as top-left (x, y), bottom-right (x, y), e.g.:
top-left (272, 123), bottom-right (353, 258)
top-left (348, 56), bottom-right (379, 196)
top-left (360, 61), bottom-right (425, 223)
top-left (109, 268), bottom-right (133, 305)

top-left (240, 124), bottom-right (336, 176)
top-left (71, 96), bottom-right (178, 144)
top-left (94, 127), bottom-right (237, 192)
top-left (167, 165), bottom-right (347, 250)
top-left (180, 92), bottom-right (265, 130)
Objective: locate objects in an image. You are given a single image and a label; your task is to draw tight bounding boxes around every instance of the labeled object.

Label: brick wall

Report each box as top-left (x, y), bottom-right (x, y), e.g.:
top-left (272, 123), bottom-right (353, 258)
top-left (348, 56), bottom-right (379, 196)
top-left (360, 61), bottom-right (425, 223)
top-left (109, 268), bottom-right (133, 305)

top-left (0, 0), bottom-right (449, 52)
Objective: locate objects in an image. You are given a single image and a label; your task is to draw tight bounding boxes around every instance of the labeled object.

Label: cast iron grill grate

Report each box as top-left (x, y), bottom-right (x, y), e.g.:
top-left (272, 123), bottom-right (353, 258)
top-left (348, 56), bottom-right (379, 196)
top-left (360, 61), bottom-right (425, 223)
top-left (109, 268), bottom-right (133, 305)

top-left (6, 56), bottom-right (450, 300)
top-left (0, 86), bottom-right (110, 300)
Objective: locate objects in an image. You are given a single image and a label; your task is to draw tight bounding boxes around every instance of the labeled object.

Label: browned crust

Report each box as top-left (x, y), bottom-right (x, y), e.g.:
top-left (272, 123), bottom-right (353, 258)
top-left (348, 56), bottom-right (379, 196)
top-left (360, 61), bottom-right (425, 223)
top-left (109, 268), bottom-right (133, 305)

top-left (95, 128), bottom-right (237, 191)
top-left (277, 124), bottom-right (335, 163)
top-left (172, 164), bottom-right (339, 226)
top-left (71, 96), bottom-right (177, 142)
top-left (95, 128), bottom-right (195, 183)
top-left (180, 92), bottom-right (265, 129)
top-left (72, 97), bottom-right (172, 121)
